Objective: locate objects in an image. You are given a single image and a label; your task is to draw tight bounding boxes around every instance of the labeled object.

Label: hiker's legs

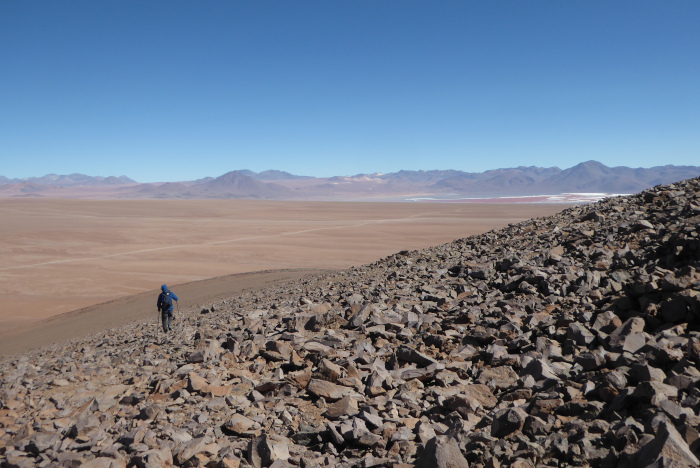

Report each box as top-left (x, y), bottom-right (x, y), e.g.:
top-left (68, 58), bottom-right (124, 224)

top-left (167, 312), bottom-right (173, 331)
top-left (161, 311), bottom-right (170, 332)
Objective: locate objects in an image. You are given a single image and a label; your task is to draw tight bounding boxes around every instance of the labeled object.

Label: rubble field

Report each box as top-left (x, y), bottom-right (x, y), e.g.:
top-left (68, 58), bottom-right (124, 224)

top-left (2, 177), bottom-right (700, 467)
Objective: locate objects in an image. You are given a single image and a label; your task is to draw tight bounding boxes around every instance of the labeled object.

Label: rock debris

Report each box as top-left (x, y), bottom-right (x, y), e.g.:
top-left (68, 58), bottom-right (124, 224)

top-left (2, 177), bottom-right (700, 467)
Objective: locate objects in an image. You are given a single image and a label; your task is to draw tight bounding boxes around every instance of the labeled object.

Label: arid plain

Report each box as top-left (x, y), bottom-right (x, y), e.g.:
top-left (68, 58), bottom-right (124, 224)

top-left (0, 198), bottom-right (566, 353)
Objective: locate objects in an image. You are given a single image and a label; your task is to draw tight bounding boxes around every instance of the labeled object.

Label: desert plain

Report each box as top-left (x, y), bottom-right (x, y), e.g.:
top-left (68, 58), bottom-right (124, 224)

top-left (0, 198), bottom-right (566, 355)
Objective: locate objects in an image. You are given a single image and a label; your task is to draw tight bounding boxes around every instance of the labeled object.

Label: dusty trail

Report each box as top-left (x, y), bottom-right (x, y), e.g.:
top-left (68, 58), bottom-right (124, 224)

top-left (0, 268), bottom-right (325, 357)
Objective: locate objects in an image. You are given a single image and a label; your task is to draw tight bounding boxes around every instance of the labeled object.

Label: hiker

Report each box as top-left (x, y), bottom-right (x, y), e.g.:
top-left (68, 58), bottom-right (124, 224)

top-left (157, 284), bottom-right (179, 332)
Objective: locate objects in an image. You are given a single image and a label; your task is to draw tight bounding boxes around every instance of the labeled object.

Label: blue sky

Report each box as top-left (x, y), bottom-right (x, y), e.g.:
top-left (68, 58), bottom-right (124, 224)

top-left (1, 1), bottom-right (698, 182)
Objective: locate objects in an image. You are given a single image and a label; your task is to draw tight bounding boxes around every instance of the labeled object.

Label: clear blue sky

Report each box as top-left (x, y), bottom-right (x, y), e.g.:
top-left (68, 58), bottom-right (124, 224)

top-left (1, 1), bottom-right (698, 182)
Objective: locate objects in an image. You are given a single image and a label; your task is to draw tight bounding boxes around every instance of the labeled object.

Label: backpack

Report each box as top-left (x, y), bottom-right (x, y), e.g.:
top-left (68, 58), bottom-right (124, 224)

top-left (160, 292), bottom-right (173, 311)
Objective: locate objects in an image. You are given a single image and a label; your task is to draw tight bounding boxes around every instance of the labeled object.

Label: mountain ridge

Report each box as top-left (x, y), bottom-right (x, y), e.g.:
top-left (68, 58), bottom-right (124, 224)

top-left (0, 173), bottom-right (136, 186)
top-left (2, 161), bottom-right (699, 200)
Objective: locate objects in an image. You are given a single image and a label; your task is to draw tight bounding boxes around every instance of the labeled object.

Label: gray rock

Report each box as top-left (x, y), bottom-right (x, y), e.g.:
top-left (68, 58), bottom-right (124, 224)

top-left (324, 395), bottom-right (359, 419)
top-left (414, 436), bottom-right (469, 468)
top-left (174, 437), bottom-right (211, 466)
top-left (623, 421), bottom-right (699, 468)
top-left (396, 345), bottom-right (438, 367)
top-left (248, 435), bottom-right (290, 468)
top-left (568, 323), bottom-right (595, 346)
top-left (224, 414), bottom-right (256, 435)
top-left (131, 448), bottom-right (173, 468)
top-left (478, 366), bottom-right (519, 390)
top-left (307, 379), bottom-right (361, 401)
top-left (25, 432), bottom-right (62, 455)
top-left (81, 459), bottom-right (127, 468)
top-left (609, 318), bottom-right (646, 350)
top-left (633, 381), bottom-right (679, 402)
top-left (520, 357), bottom-right (559, 381)
top-left (491, 407), bottom-right (527, 438)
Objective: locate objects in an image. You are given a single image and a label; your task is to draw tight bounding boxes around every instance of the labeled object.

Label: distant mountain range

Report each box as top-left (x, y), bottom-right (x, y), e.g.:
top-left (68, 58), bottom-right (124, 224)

top-left (1, 161), bottom-right (699, 201)
top-left (0, 173), bottom-right (136, 186)
top-left (423, 161), bottom-right (700, 196)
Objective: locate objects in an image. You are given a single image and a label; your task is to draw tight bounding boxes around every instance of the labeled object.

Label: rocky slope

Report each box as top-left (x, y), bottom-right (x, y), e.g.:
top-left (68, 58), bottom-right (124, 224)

top-left (1, 178), bottom-right (700, 468)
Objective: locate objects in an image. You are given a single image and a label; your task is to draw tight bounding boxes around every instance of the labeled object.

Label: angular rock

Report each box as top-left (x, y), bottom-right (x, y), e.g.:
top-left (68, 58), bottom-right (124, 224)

top-left (609, 318), bottom-right (646, 350)
top-left (491, 407), bottom-right (527, 438)
top-left (188, 372), bottom-right (209, 392)
top-left (307, 378), bottom-right (360, 401)
top-left (324, 395), bottom-right (359, 419)
top-left (623, 421), bottom-right (699, 468)
top-left (132, 448), bottom-right (173, 468)
top-left (396, 345), bottom-right (438, 368)
top-left (478, 366), bottom-right (518, 390)
top-left (248, 435), bottom-right (290, 468)
top-left (414, 436), bottom-right (469, 468)
top-left (224, 414), bottom-right (256, 435)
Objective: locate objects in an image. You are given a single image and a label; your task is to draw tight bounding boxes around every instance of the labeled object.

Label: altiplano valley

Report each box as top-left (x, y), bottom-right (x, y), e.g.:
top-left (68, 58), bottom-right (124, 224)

top-left (2, 178), bottom-right (699, 467)
top-left (0, 198), bottom-right (565, 337)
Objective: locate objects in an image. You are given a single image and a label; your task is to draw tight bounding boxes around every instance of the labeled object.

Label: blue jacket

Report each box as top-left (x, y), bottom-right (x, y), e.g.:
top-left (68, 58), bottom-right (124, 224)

top-left (157, 285), bottom-right (179, 312)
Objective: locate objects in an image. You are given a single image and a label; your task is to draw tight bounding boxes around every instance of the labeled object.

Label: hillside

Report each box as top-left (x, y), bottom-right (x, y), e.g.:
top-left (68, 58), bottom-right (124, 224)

top-left (1, 178), bottom-right (700, 467)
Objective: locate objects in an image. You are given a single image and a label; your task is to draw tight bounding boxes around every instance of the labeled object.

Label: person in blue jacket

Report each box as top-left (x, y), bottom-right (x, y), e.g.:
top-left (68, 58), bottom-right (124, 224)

top-left (157, 285), bottom-right (179, 332)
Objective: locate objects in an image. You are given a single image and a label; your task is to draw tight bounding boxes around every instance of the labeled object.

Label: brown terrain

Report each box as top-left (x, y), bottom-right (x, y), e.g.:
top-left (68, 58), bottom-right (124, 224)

top-left (0, 198), bottom-right (565, 355)
top-left (1, 179), bottom-right (699, 467)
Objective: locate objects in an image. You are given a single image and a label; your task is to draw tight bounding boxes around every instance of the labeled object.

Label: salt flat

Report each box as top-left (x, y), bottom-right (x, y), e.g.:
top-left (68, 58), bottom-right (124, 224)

top-left (0, 198), bottom-right (566, 333)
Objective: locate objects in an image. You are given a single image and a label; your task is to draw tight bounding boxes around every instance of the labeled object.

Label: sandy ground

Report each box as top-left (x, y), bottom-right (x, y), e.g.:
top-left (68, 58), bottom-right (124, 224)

top-left (0, 199), bottom-right (567, 355)
top-left (0, 269), bottom-right (324, 356)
